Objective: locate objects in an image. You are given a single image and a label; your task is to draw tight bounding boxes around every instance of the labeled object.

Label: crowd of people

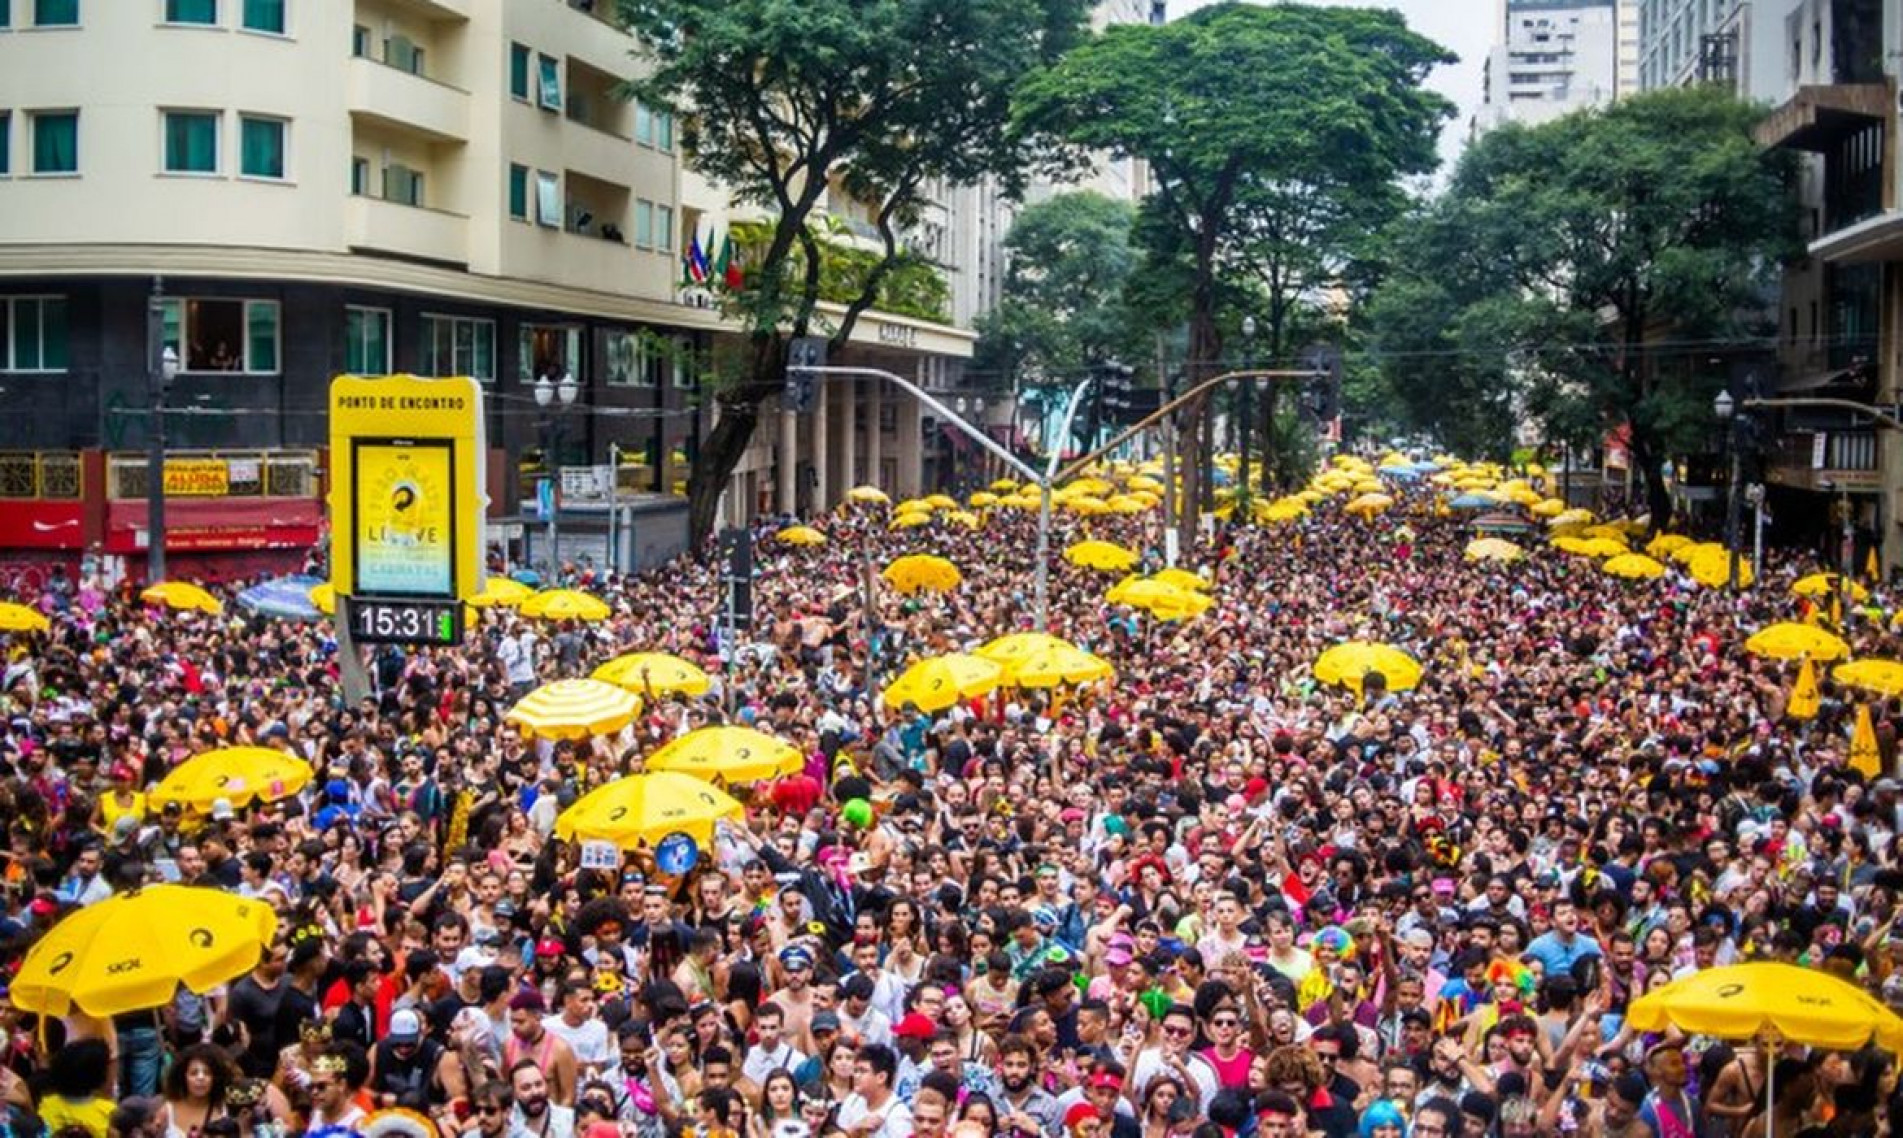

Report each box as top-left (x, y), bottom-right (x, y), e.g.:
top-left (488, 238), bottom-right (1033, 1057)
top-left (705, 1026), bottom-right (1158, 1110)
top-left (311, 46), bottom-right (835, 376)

top-left (0, 471), bottom-right (1896, 1138)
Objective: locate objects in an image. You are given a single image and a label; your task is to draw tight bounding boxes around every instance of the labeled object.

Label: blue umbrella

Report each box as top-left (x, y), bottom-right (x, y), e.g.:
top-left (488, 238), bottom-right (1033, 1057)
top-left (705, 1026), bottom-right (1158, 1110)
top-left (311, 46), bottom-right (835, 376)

top-left (511, 569), bottom-right (543, 586)
top-left (1382, 467), bottom-right (1422, 481)
top-left (236, 575), bottom-right (325, 621)
top-left (1448, 493), bottom-right (1497, 510)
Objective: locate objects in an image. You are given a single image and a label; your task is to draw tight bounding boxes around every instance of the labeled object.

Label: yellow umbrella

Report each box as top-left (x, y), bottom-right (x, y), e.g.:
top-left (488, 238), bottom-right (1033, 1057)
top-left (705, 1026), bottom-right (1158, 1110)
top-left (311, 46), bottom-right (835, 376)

top-left (593, 653), bottom-right (712, 698)
top-left (1578, 524), bottom-right (1630, 543)
top-left (308, 582), bottom-right (337, 616)
top-left (1602, 553), bottom-right (1667, 580)
top-left (882, 554), bottom-right (962, 595)
top-left (1464, 538), bottom-right (1524, 563)
top-left (891, 510), bottom-right (933, 529)
top-left (969, 492), bottom-right (1001, 508)
top-left (923, 493), bottom-right (959, 511)
top-left (1646, 533), bottom-right (1693, 558)
top-left (1106, 494), bottom-right (1148, 515)
top-left (881, 653), bottom-right (1004, 712)
top-left (1003, 643), bottom-right (1116, 688)
top-left (1834, 659), bottom-right (1903, 697)
top-left (1106, 577), bottom-right (1211, 620)
top-left (1529, 498), bottom-right (1565, 518)
top-left (1687, 547), bottom-right (1755, 589)
top-left (1151, 567), bottom-right (1209, 592)
top-left (141, 581), bottom-right (223, 615)
top-left (1313, 641), bottom-right (1423, 693)
top-left (1126, 475), bottom-right (1163, 493)
top-left (505, 678), bottom-right (641, 740)
top-left (1547, 508), bottom-right (1595, 528)
top-left (645, 726), bottom-right (803, 783)
top-left (945, 510), bottom-right (983, 529)
top-left (847, 485), bottom-right (890, 504)
top-left (1671, 540), bottom-right (1725, 565)
top-left (1793, 573), bottom-right (1869, 601)
top-left (989, 478), bottom-right (1019, 493)
top-left (776, 525), bottom-right (827, 547)
top-left (894, 498), bottom-right (932, 515)
top-left (1260, 500), bottom-right (1309, 523)
top-left (1065, 540), bottom-right (1140, 573)
top-left (1744, 622), bottom-right (1850, 662)
top-left (1553, 536), bottom-right (1628, 558)
top-left (520, 589), bottom-right (612, 622)
top-left (554, 771), bottom-right (743, 849)
top-left (1065, 495), bottom-right (1110, 515)
top-left (0, 602), bottom-right (49, 633)
top-left (468, 577), bottom-right (535, 608)
top-left (1628, 961), bottom-right (1903, 1126)
top-left (1066, 477), bottom-right (1114, 496)
top-left (151, 747), bottom-right (313, 814)
top-left (975, 631), bottom-right (1075, 667)
top-left (12, 886), bottom-right (279, 1017)
top-left (1344, 493), bottom-right (1394, 518)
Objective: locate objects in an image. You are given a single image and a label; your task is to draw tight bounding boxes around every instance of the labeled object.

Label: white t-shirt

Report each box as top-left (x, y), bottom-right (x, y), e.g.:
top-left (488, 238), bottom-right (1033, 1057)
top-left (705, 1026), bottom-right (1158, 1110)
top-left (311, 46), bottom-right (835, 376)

top-left (542, 1014), bottom-right (617, 1083)
top-left (742, 1040), bottom-right (805, 1086)
top-left (833, 1093), bottom-right (912, 1138)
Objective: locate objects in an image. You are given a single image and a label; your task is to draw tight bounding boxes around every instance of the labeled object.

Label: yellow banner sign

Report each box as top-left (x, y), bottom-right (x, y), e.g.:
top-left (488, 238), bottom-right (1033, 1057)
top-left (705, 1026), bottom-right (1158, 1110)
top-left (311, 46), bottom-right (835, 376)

top-left (163, 460), bottom-right (229, 497)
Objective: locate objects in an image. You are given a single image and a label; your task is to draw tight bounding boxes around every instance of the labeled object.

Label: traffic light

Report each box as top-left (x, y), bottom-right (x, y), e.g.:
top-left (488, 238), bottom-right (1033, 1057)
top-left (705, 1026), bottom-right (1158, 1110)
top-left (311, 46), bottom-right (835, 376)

top-left (1299, 344), bottom-right (1342, 423)
top-left (1096, 362), bottom-right (1147, 425)
top-left (785, 336), bottom-right (825, 412)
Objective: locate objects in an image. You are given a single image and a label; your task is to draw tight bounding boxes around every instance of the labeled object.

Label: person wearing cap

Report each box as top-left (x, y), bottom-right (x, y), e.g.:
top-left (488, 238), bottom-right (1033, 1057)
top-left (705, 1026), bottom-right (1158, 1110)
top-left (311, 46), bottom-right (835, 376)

top-left (767, 944), bottom-right (822, 1053)
top-left (369, 1007), bottom-right (464, 1115)
top-left (1061, 1100), bottom-right (1106, 1138)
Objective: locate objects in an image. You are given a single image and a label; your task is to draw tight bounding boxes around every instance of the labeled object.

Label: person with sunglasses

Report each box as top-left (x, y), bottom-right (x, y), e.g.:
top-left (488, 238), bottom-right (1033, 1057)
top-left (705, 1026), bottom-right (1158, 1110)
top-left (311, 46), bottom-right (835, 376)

top-left (458, 1081), bottom-right (514, 1138)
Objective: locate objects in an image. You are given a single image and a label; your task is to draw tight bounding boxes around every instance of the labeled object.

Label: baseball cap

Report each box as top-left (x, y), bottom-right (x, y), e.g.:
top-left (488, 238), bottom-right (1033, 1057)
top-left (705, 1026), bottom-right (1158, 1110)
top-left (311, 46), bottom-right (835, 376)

top-left (535, 938), bottom-right (566, 959)
top-left (387, 1009), bottom-right (422, 1045)
top-left (811, 1011), bottom-right (841, 1033)
top-left (893, 1013), bottom-right (937, 1039)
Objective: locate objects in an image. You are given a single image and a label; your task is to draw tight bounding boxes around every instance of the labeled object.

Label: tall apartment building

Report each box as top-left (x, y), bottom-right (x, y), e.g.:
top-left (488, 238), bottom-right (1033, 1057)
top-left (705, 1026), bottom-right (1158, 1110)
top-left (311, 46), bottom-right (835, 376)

top-left (0, 0), bottom-right (976, 573)
top-left (1477, 0), bottom-right (1622, 131)
top-left (1617, 0), bottom-right (1643, 92)
top-left (1635, 0), bottom-right (1797, 100)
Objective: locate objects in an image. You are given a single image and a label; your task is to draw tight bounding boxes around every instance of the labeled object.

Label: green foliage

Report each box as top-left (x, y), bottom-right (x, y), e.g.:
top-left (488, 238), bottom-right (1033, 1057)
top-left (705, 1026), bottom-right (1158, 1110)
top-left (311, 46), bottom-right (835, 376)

top-left (730, 220), bottom-right (950, 325)
top-left (1370, 86), bottom-right (1800, 519)
top-left (973, 192), bottom-right (1141, 386)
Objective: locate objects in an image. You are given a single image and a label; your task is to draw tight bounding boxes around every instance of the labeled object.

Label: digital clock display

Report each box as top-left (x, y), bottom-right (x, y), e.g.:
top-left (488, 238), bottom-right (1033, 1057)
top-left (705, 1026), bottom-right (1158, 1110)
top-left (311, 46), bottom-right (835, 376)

top-left (344, 597), bottom-right (463, 646)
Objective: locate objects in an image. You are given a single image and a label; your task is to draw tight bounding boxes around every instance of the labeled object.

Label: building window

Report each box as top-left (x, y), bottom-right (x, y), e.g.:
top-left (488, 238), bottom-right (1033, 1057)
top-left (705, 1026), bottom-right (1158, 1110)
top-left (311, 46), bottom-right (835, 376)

top-left (508, 163), bottom-right (528, 220)
top-left (163, 110), bottom-right (219, 174)
top-left (656, 110), bottom-right (673, 151)
top-left (0, 297), bottom-right (69, 373)
top-left (635, 103), bottom-right (652, 146)
top-left (239, 116), bottom-right (284, 179)
top-left (350, 156), bottom-right (368, 195)
top-left (164, 0), bottom-right (216, 24)
top-left (634, 200), bottom-right (653, 248)
top-left (536, 54), bottom-right (562, 111)
top-left (509, 43), bottom-right (530, 99)
top-left (0, 114), bottom-right (9, 177)
top-left (159, 298), bottom-right (280, 374)
top-left (422, 314), bottom-right (494, 381)
top-left (656, 204), bottom-right (673, 251)
top-left (1, 1), bottom-right (9, 27)
top-left (33, 0), bottom-right (76, 26)
top-left (344, 306), bottom-right (390, 375)
top-left (604, 330), bottom-right (646, 387)
top-left (534, 170), bottom-right (559, 227)
top-left (383, 162), bottom-right (423, 207)
top-left (352, 24), bottom-right (369, 57)
top-left (240, 0), bottom-right (281, 33)
top-left (385, 33), bottom-right (423, 76)
top-left (520, 324), bottom-right (580, 383)
top-left (31, 111), bottom-right (76, 174)
top-left (672, 336), bottom-right (695, 388)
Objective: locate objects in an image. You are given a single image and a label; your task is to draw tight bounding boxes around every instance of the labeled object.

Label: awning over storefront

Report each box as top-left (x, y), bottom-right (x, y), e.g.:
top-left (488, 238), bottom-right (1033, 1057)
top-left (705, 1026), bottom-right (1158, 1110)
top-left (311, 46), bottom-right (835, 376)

top-left (1757, 83), bottom-right (1892, 151)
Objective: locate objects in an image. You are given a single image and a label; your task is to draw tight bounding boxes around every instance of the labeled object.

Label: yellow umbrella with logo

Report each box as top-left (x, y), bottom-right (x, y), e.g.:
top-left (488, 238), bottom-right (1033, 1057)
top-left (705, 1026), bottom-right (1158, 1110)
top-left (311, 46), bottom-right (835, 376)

top-left (975, 632), bottom-right (1074, 668)
top-left (881, 653), bottom-right (1004, 712)
top-left (1646, 533), bottom-right (1693, 558)
top-left (969, 492), bottom-right (1001, 508)
top-left (593, 653), bottom-right (712, 698)
top-left (141, 581), bottom-right (223, 615)
top-left (505, 679), bottom-right (641, 740)
top-left (12, 885), bottom-right (279, 1017)
top-left (923, 494), bottom-right (959, 511)
top-left (1313, 641), bottom-right (1423, 693)
top-left (1464, 538), bottom-right (1524, 563)
top-left (847, 485), bottom-right (891, 504)
top-left (519, 589), bottom-right (612, 622)
top-left (1150, 568), bottom-right (1208, 592)
top-left (554, 771), bottom-right (744, 849)
top-left (645, 726), bottom-right (803, 784)
top-left (1687, 547), bottom-right (1755, 589)
top-left (468, 577), bottom-right (534, 608)
top-left (1107, 577), bottom-right (1211, 620)
top-left (0, 602), bottom-right (49, 633)
top-left (776, 525), bottom-right (827, 547)
top-left (1833, 659), bottom-right (1903, 697)
top-left (1744, 622), bottom-right (1850, 662)
top-left (1003, 643), bottom-right (1116, 688)
top-left (1793, 573), bottom-right (1869, 601)
top-left (1065, 540), bottom-right (1140, 573)
top-left (882, 554), bottom-right (961, 595)
top-left (151, 747), bottom-right (313, 814)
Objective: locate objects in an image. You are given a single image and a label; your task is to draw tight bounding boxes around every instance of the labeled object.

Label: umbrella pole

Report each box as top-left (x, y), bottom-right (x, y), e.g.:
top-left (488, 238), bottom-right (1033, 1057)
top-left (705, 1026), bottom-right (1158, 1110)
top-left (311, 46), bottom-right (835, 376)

top-left (1763, 1036), bottom-right (1774, 1138)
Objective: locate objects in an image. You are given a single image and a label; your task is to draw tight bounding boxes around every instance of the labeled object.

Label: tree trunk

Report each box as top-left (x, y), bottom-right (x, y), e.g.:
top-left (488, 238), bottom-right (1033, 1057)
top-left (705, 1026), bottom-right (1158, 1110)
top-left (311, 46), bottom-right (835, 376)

top-left (1630, 429), bottom-right (1673, 533)
top-left (687, 402), bottom-right (763, 548)
top-left (1258, 383), bottom-right (1280, 495)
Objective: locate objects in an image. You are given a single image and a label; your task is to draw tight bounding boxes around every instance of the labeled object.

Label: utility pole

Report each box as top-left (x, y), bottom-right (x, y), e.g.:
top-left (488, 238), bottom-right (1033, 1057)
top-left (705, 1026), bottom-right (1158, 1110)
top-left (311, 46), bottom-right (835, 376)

top-left (1158, 334), bottom-right (1177, 566)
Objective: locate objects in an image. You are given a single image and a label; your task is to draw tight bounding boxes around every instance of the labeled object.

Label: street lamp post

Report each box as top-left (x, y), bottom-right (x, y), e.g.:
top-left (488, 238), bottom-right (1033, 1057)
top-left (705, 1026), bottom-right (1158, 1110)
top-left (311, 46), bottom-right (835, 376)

top-left (145, 279), bottom-right (180, 584)
top-left (1714, 389), bottom-right (1743, 590)
top-left (1237, 315), bottom-right (1257, 506)
top-left (535, 371), bottom-right (578, 573)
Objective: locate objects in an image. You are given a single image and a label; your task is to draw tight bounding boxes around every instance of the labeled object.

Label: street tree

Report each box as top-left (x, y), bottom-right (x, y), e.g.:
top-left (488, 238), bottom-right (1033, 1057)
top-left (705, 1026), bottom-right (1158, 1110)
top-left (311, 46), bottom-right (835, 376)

top-left (1371, 87), bottom-right (1799, 525)
top-left (1015, 1), bottom-right (1451, 539)
top-left (621, 0), bottom-right (1091, 542)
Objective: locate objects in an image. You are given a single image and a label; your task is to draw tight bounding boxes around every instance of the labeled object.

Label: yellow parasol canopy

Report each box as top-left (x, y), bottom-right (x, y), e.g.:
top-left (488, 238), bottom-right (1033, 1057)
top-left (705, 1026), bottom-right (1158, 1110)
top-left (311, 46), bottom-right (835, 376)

top-left (1793, 572), bottom-right (1869, 601)
top-left (1344, 493), bottom-right (1394, 517)
top-left (1002, 643), bottom-right (1116, 688)
top-left (969, 492), bottom-right (1001, 508)
top-left (151, 746), bottom-right (313, 814)
top-left (1463, 538), bottom-right (1524, 563)
top-left (1744, 622), bottom-right (1850, 662)
top-left (555, 771), bottom-right (744, 849)
top-left (505, 678), bottom-right (641, 740)
top-left (891, 510), bottom-right (933, 529)
top-left (923, 493), bottom-right (959, 511)
top-left (12, 886), bottom-right (278, 1017)
top-left (645, 726), bottom-right (803, 784)
top-left (1150, 567), bottom-right (1209, 592)
top-left (776, 525), bottom-right (827, 547)
top-left (1553, 536), bottom-right (1629, 558)
top-left (974, 632), bottom-right (1074, 667)
top-left (0, 602), bottom-right (49, 633)
top-left (308, 582), bottom-right (336, 615)
top-left (1064, 540), bottom-right (1140, 573)
top-left (1313, 641), bottom-right (1423, 693)
top-left (882, 554), bottom-right (962, 595)
top-left (989, 478), bottom-right (1019, 492)
top-left (468, 577), bottom-right (535, 608)
top-left (1106, 577), bottom-right (1212, 621)
top-left (1602, 553), bottom-right (1667, 580)
top-left (1833, 658), bottom-right (1903, 697)
top-left (519, 589), bottom-right (612, 622)
top-left (847, 485), bottom-right (891, 504)
top-left (1687, 546), bottom-right (1755, 589)
top-left (881, 653), bottom-right (1004, 712)
top-left (1627, 961), bottom-right (1903, 1052)
top-left (141, 581), bottom-right (224, 615)
top-left (1645, 533), bottom-right (1693, 558)
top-left (592, 653), bottom-right (712, 698)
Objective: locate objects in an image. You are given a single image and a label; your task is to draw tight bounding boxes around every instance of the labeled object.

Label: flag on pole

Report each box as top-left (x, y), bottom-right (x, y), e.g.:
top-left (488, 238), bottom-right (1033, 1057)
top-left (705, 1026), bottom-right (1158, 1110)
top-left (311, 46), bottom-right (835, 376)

top-left (1788, 657), bottom-right (1820, 721)
top-left (1851, 702), bottom-right (1884, 779)
top-left (716, 234), bottom-right (743, 290)
top-left (682, 230), bottom-right (709, 285)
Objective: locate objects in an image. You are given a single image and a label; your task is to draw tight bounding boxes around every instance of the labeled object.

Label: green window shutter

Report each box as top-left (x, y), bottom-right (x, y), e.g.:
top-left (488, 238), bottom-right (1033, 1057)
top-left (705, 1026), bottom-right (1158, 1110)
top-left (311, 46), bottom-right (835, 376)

top-left (508, 164), bottom-right (528, 220)
top-left (241, 0), bottom-right (282, 33)
top-left (240, 117), bottom-right (283, 178)
top-left (166, 0), bottom-right (216, 24)
top-left (34, 0), bottom-right (77, 26)
top-left (246, 303), bottom-right (278, 372)
top-left (33, 112), bottom-right (77, 173)
top-left (40, 299), bottom-right (68, 372)
top-left (165, 112), bottom-right (217, 173)
top-left (510, 44), bottom-right (530, 99)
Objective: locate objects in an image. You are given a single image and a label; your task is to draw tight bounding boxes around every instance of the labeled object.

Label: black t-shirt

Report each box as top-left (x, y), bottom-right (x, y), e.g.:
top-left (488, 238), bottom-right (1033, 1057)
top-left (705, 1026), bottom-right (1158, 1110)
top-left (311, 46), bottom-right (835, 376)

top-left (227, 975), bottom-right (284, 1078)
top-left (272, 983), bottom-right (320, 1057)
top-left (372, 1038), bottom-right (446, 1110)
